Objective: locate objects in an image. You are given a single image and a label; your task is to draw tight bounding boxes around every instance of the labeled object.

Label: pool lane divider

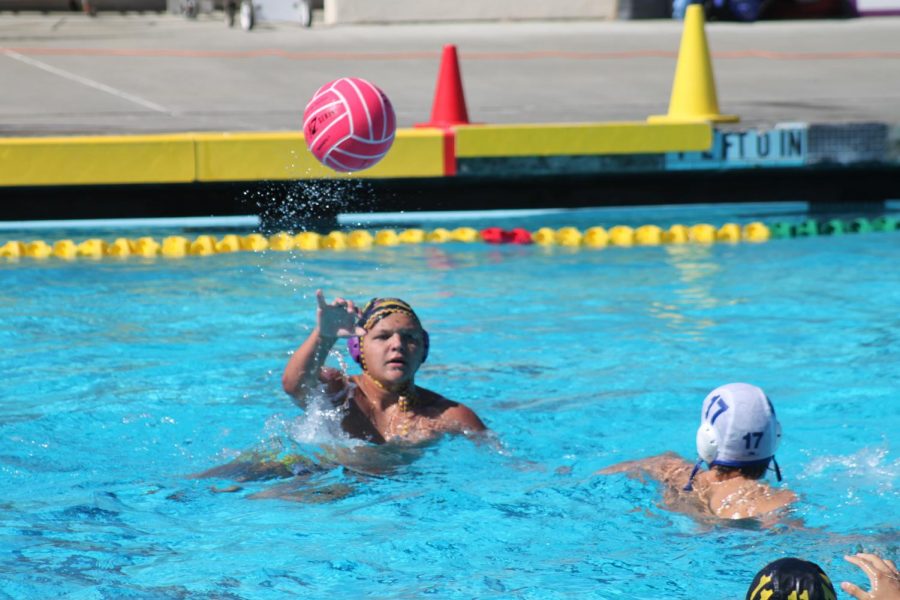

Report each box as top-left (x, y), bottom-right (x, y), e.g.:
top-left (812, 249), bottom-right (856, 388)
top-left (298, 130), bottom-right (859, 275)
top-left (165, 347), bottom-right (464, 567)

top-left (2, 217), bottom-right (897, 261)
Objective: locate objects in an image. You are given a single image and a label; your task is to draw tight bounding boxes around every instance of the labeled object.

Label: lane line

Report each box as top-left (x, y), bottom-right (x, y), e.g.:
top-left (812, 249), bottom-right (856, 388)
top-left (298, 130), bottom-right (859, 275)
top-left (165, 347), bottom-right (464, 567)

top-left (3, 47), bottom-right (900, 61)
top-left (2, 48), bottom-right (171, 113)
top-left (0, 215), bottom-right (260, 231)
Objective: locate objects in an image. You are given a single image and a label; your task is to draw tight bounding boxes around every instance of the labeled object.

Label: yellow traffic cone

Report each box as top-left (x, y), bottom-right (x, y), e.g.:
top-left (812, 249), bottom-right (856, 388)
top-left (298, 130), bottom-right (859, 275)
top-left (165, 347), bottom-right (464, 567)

top-left (648, 4), bottom-right (738, 124)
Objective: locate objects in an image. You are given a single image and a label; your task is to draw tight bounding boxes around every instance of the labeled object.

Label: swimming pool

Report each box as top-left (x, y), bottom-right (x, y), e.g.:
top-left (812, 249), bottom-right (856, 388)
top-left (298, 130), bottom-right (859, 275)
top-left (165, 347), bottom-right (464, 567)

top-left (2, 205), bottom-right (898, 598)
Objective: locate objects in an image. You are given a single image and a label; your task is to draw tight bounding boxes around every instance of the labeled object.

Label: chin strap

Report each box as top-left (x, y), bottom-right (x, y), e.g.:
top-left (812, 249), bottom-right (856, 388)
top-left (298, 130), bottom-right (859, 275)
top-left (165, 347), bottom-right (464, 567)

top-left (363, 372), bottom-right (417, 412)
top-left (683, 459), bottom-right (704, 491)
top-left (772, 457), bottom-right (782, 482)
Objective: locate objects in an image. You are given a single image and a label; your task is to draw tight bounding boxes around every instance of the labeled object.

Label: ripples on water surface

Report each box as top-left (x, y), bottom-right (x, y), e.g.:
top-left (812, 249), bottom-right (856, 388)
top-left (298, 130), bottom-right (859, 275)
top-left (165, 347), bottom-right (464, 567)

top-left (1, 208), bottom-right (898, 598)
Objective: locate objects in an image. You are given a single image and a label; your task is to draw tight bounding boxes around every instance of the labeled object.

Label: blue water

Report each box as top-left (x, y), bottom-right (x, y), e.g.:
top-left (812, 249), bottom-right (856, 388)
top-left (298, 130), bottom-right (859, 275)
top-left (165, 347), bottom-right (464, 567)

top-left (2, 207), bottom-right (898, 599)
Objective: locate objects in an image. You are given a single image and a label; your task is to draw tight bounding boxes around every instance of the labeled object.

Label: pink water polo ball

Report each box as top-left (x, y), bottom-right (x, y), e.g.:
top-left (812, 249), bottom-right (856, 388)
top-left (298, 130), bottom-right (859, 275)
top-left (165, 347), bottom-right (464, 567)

top-left (302, 77), bottom-right (396, 172)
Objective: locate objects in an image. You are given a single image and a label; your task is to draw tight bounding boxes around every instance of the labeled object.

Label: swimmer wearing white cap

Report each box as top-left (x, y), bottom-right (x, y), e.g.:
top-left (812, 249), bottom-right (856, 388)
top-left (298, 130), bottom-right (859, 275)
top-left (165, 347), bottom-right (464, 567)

top-left (598, 383), bottom-right (797, 520)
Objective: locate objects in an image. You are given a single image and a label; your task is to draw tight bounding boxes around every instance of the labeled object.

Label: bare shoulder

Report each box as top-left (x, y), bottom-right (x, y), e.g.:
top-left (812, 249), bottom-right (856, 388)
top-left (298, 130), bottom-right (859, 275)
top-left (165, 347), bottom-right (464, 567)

top-left (418, 387), bottom-right (487, 433)
top-left (440, 402), bottom-right (487, 432)
top-left (753, 485), bottom-right (798, 514)
top-left (711, 480), bottom-right (798, 519)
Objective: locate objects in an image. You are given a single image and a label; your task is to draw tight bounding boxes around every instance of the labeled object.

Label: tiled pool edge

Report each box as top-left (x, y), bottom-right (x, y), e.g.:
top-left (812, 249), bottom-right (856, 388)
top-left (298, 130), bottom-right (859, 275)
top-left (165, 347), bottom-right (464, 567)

top-left (1, 122), bottom-right (897, 225)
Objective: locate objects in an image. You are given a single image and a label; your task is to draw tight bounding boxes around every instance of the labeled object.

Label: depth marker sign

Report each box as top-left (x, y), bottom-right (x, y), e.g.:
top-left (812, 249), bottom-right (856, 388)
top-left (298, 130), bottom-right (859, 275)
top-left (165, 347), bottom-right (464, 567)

top-left (667, 125), bottom-right (808, 170)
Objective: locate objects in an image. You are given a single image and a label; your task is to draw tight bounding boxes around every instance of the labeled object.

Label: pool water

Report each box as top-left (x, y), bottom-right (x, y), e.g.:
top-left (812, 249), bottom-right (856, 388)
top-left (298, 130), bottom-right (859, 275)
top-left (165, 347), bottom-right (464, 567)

top-left (2, 207), bottom-right (898, 599)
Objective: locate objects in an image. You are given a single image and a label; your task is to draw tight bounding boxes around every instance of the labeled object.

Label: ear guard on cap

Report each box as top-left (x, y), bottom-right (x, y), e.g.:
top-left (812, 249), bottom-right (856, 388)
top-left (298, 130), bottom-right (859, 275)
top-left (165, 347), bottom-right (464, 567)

top-left (347, 335), bottom-right (362, 363)
top-left (683, 424), bottom-right (718, 491)
top-left (694, 419), bottom-right (782, 465)
top-left (347, 330), bottom-right (430, 364)
top-left (696, 423), bottom-right (719, 465)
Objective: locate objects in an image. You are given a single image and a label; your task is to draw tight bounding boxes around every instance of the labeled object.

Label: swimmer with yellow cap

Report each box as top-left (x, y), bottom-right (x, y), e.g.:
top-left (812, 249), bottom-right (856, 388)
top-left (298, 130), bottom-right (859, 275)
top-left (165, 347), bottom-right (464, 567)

top-left (283, 290), bottom-right (486, 444)
top-left (747, 554), bottom-right (900, 600)
top-left (598, 383), bottom-right (796, 521)
top-left (746, 558), bottom-right (837, 600)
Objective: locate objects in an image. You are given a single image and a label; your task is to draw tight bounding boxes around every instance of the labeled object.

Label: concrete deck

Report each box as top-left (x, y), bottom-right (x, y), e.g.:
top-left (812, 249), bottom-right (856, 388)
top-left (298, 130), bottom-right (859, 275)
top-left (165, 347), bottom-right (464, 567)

top-left (1, 13), bottom-right (899, 135)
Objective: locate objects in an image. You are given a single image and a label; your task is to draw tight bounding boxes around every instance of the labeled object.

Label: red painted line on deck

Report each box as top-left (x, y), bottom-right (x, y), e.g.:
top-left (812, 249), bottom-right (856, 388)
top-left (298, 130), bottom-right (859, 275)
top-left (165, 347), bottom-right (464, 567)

top-left (3, 47), bottom-right (900, 60)
top-left (715, 50), bottom-right (900, 59)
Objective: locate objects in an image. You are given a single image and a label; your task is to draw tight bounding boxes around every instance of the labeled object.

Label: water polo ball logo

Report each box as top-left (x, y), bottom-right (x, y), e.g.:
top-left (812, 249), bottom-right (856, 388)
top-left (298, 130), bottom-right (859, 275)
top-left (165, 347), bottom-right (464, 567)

top-left (302, 77), bottom-right (396, 172)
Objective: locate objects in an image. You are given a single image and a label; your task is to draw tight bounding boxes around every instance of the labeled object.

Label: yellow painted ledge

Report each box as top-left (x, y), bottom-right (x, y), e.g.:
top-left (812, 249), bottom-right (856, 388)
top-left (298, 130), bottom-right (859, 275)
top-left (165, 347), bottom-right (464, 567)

top-left (195, 128), bottom-right (445, 182)
top-left (455, 122), bottom-right (713, 158)
top-left (0, 134), bottom-right (197, 186)
top-left (0, 123), bottom-right (713, 187)
top-left (0, 129), bottom-right (446, 187)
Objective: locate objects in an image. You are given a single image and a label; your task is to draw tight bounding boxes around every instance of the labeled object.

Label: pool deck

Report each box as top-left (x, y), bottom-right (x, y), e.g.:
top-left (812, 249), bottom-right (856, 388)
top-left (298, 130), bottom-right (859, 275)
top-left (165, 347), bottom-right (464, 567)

top-left (3, 13), bottom-right (900, 132)
top-left (1, 13), bottom-right (899, 223)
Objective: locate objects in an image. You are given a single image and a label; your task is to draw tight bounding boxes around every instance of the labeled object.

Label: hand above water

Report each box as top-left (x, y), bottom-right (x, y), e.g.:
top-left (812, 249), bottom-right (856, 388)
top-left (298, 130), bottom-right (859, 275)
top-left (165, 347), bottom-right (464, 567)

top-left (842, 553), bottom-right (900, 600)
top-left (316, 289), bottom-right (366, 339)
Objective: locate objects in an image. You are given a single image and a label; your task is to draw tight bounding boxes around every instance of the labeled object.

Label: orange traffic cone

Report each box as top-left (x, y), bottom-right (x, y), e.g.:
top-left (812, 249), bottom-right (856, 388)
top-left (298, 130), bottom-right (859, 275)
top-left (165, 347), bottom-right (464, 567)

top-left (648, 4), bottom-right (738, 123)
top-left (416, 44), bottom-right (471, 128)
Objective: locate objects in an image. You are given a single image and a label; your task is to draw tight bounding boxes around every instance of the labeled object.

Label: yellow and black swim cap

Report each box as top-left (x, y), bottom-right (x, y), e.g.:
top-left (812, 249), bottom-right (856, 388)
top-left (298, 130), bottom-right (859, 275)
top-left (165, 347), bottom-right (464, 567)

top-left (346, 298), bottom-right (429, 364)
top-left (357, 298), bottom-right (421, 331)
top-left (746, 558), bottom-right (836, 600)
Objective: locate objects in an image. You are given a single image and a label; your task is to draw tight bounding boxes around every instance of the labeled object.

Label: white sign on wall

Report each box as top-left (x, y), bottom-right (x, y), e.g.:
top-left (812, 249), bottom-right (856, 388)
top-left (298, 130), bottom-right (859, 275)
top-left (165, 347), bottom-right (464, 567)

top-left (666, 125), bottom-right (808, 170)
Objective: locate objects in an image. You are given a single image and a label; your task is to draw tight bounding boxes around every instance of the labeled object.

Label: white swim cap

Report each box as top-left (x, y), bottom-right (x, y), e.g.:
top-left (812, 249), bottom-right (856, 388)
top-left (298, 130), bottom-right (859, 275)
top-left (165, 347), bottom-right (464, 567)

top-left (695, 382), bottom-right (781, 468)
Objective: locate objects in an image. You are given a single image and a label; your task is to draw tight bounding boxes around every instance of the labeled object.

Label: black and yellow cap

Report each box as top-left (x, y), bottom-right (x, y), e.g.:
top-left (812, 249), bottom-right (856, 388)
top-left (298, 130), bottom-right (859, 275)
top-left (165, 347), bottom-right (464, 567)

top-left (746, 558), bottom-right (836, 600)
top-left (357, 298), bottom-right (420, 330)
